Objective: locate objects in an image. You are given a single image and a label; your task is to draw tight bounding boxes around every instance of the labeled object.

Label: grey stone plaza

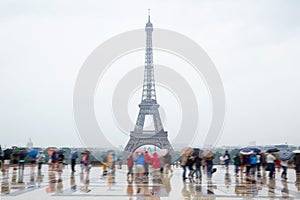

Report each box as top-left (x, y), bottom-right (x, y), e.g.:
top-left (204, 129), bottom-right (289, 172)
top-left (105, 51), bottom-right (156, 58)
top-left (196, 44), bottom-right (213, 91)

top-left (1, 165), bottom-right (300, 200)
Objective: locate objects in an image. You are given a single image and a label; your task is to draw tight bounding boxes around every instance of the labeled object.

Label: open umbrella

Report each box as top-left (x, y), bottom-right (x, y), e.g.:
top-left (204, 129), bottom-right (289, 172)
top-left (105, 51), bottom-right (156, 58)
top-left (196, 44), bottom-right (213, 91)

top-left (240, 148), bottom-right (254, 155)
top-left (28, 149), bottom-right (38, 158)
top-left (3, 149), bottom-right (13, 157)
top-left (279, 150), bottom-right (294, 161)
top-left (158, 149), bottom-right (168, 157)
top-left (56, 149), bottom-right (65, 154)
top-left (267, 148), bottom-right (280, 153)
top-left (202, 151), bottom-right (215, 160)
top-left (47, 148), bottom-right (56, 155)
top-left (293, 150), bottom-right (300, 154)
top-left (180, 147), bottom-right (193, 157)
top-left (247, 147), bottom-right (261, 154)
top-left (81, 150), bottom-right (92, 155)
top-left (135, 149), bottom-right (143, 154)
top-left (192, 148), bottom-right (203, 158)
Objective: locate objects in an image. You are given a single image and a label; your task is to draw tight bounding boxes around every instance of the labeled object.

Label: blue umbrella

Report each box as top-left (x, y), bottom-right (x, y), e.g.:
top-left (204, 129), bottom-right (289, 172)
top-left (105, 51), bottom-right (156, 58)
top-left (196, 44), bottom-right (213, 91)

top-left (28, 149), bottom-right (38, 158)
top-left (279, 150), bottom-right (293, 161)
top-left (240, 148), bottom-right (254, 155)
top-left (249, 147), bottom-right (261, 153)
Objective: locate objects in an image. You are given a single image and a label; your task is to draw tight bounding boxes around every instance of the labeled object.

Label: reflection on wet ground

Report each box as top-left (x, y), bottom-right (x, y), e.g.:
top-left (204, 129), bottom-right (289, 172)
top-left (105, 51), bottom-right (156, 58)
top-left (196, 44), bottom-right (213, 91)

top-left (0, 165), bottom-right (300, 199)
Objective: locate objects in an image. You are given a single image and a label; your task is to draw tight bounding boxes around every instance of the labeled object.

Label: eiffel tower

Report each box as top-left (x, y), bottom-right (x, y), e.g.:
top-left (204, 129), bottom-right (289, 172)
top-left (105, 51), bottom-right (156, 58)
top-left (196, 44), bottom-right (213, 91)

top-left (124, 11), bottom-right (174, 153)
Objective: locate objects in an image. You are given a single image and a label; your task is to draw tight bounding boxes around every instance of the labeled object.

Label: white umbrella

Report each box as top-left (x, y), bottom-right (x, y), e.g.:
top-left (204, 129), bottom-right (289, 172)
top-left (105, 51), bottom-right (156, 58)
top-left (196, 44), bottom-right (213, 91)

top-left (293, 150), bottom-right (300, 154)
top-left (158, 149), bottom-right (168, 157)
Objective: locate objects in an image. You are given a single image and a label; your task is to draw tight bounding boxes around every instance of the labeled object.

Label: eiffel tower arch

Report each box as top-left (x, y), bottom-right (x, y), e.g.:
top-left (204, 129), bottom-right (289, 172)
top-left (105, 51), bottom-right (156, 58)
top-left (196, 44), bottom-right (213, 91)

top-left (124, 11), bottom-right (174, 154)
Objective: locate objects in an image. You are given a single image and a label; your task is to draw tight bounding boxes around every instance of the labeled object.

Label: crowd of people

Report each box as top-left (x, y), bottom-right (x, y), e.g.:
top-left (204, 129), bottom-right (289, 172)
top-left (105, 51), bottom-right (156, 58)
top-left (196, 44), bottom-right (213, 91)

top-left (231, 150), bottom-right (300, 181)
top-left (125, 150), bottom-right (173, 183)
top-left (2, 146), bottom-right (300, 187)
top-left (179, 147), bottom-right (300, 184)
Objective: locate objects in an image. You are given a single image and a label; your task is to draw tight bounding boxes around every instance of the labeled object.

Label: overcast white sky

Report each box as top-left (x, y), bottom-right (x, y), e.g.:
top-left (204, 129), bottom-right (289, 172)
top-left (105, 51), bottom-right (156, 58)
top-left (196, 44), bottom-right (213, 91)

top-left (0, 0), bottom-right (299, 148)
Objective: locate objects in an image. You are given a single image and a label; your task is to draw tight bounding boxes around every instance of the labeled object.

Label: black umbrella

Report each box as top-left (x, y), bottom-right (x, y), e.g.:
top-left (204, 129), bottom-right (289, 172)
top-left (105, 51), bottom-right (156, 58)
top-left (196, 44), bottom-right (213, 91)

top-left (56, 149), bottom-right (65, 154)
top-left (192, 148), bottom-right (202, 158)
top-left (267, 148), bottom-right (280, 153)
top-left (3, 149), bottom-right (13, 157)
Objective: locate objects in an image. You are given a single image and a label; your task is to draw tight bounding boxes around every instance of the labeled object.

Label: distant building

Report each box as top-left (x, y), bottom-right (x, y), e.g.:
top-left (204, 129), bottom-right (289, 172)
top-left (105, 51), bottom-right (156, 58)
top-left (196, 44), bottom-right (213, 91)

top-left (26, 138), bottom-right (33, 149)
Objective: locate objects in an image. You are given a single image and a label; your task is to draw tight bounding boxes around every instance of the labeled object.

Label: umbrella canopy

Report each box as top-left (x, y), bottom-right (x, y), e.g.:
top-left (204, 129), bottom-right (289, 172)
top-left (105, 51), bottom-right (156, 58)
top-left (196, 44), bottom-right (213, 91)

top-left (158, 149), bottom-right (168, 157)
top-left (3, 149), bottom-right (13, 157)
top-left (202, 151), bottom-right (216, 160)
top-left (279, 150), bottom-right (294, 161)
top-left (47, 149), bottom-right (56, 155)
top-left (180, 147), bottom-right (193, 157)
top-left (56, 149), bottom-right (65, 154)
top-left (247, 147), bottom-right (261, 153)
top-left (192, 148), bottom-right (203, 158)
top-left (28, 149), bottom-right (38, 158)
top-left (135, 149), bottom-right (143, 154)
top-left (81, 150), bottom-right (92, 155)
top-left (293, 150), bottom-right (300, 154)
top-left (267, 148), bottom-right (280, 153)
top-left (240, 148), bottom-right (254, 155)
top-left (12, 150), bottom-right (22, 156)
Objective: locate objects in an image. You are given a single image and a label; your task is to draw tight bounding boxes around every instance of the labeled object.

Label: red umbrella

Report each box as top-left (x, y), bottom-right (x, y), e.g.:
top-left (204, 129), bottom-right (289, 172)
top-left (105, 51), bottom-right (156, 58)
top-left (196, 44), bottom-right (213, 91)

top-left (135, 149), bottom-right (143, 154)
top-left (81, 150), bottom-right (92, 155)
top-left (47, 149), bottom-right (56, 155)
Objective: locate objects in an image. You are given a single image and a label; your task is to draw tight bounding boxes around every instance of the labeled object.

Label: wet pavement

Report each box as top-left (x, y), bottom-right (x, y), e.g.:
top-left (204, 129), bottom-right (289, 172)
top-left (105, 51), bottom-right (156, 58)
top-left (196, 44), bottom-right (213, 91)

top-left (1, 165), bottom-right (300, 199)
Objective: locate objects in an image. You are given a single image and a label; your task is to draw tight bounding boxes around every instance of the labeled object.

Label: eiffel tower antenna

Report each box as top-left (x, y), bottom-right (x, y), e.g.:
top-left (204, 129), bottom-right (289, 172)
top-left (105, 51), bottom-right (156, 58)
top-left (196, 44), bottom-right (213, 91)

top-left (124, 12), bottom-right (174, 154)
top-left (148, 9), bottom-right (150, 21)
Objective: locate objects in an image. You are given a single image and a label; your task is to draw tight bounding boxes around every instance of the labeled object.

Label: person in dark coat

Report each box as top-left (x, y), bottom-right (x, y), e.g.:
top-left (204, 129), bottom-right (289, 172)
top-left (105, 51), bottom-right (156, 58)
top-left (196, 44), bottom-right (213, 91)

top-left (194, 156), bottom-right (202, 182)
top-left (294, 153), bottom-right (300, 178)
top-left (233, 154), bottom-right (241, 177)
top-left (71, 152), bottom-right (78, 172)
top-left (186, 155), bottom-right (195, 181)
top-left (223, 150), bottom-right (231, 169)
top-left (205, 159), bottom-right (214, 179)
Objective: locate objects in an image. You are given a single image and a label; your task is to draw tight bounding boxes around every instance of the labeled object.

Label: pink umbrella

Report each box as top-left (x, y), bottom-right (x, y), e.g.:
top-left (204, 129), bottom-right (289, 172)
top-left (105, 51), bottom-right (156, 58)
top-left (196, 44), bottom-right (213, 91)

top-left (135, 149), bottom-right (143, 154)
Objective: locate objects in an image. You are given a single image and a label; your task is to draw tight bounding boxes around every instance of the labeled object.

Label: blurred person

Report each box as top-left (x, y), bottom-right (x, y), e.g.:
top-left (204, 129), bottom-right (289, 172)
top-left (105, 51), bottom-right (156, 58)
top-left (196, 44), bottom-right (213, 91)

top-left (127, 153), bottom-right (134, 181)
top-left (266, 152), bottom-right (276, 179)
top-left (194, 154), bottom-right (203, 183)
top-left (293, 153), bottom-right (300, 178)
top-left (144, 151), bottom-right (152, 177)
top-left (205, 159), bottom-right (214, 180)
top-left (280, 159), bottom-right (288, 180)
top-left (164, 153), bottom-right (173, 174)
top-left (233, 154), bottom-right (241, 177)
top-left (250, 154), bottom-right (258, 176)
top-left (135, 152), bottom-right (145, 182)
top-left (37, 151), bottom-right (45, 171)
top-left (151, 152), bottom-right (161, 181)
top-left (186, 155), bottom-right (195, 181)
top-left (181, 156), bottom-right (188, 182)
top-left (256, 153), bottom-right (262, 176)
top-left (71, 151), bottom-right (78, 173)
top-left (223, 150), bottom-right (231, 170)
top-left (276, 157), bottom-right (281, 173)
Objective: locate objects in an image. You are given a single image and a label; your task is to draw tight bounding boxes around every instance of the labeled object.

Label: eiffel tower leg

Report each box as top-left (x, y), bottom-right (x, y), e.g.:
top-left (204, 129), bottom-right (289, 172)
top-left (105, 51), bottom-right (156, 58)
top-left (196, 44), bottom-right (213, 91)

top-left (134, 112), bottom-right (145, 134)
top-left (153, 111), bottom-right (163, 133)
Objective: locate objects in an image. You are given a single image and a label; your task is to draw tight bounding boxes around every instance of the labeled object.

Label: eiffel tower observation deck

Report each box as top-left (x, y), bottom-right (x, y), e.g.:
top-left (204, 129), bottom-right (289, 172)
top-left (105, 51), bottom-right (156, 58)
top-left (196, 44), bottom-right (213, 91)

top-left (124, 11), bottom-right (174, 153)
